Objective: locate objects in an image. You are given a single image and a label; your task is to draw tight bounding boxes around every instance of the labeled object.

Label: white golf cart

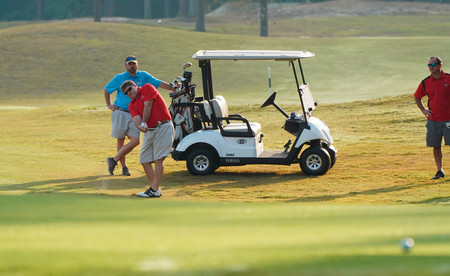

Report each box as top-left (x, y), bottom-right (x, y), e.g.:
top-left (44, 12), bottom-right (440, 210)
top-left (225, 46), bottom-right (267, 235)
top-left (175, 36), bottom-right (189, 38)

top-left (169, 50), bottom-right (336, 176)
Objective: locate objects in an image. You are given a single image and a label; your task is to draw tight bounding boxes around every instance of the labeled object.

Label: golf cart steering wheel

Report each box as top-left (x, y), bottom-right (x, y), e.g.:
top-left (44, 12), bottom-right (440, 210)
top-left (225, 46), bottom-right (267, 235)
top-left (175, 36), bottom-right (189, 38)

top-left (261, 91), bottom-right (277, 108)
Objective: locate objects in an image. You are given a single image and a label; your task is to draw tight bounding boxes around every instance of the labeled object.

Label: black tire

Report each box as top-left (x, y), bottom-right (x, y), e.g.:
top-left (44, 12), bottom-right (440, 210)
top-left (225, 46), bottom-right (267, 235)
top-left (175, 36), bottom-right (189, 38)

top-left (186, 148), bottom-right (218, 176)
top-left (300, 147), bottom-right (331, 176)
top-left (322, 143), bottom-right (336, 169)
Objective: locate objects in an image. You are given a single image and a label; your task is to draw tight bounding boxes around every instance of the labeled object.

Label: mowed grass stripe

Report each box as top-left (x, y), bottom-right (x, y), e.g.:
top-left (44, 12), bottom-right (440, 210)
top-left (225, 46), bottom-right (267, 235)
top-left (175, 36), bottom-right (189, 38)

top-left (1, 22), bottom-right (450, 106)
top-left (1, 194), bottom-right (449, 275)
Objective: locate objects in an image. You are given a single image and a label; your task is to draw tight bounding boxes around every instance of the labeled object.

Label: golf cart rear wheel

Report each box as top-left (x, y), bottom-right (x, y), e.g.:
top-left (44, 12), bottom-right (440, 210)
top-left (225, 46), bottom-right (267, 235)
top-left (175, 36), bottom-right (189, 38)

top-left (300, 147), bottom-right (331, 176)
top-left (186, 148), bottom-right (218, 176)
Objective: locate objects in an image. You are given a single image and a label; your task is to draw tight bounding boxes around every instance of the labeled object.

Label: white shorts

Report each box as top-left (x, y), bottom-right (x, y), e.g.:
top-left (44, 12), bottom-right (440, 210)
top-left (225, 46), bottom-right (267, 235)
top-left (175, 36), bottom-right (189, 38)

top-left (140, 122), bottom-right (175, 164)
top-left (111, 110), bottom-right (140, 139)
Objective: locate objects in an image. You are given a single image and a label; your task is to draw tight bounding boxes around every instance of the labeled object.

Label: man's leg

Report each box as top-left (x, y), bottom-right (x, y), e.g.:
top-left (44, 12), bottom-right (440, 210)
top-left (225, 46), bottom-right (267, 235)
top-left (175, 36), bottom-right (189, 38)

top-left (142, 157), bottom-right (165, 191)
top-left (116, 138), bottom-right (126, 168)
top-left (426, 121), bottom-right (445, 179)
top-left (152, 158), bottom-right (165, 191)
top-left (115, 136), bottom-right (140, 167)
top-left (137, 125), bottom-right (173, 197)
top-left (434, 146), bottom-right (443, 171)
top-left (138, 161), bottom-right (162, 197)
top-left (142, 162), bottom-right (154, 185)
top-left (108, 136), bottom-right (139, 175)
top-left (431, 146), bottom-right (445, 179)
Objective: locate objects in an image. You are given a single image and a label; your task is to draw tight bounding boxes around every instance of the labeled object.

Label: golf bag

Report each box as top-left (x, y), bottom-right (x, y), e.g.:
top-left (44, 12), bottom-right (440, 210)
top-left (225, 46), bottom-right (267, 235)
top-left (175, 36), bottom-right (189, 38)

top-left (169, 70), bottom-right (198, 146)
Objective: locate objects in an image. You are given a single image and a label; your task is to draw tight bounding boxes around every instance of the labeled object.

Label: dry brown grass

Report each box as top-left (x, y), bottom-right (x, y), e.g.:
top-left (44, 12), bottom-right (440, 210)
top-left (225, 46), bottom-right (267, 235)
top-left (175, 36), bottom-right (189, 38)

top-left (1, 94), bottom-right (448, 204)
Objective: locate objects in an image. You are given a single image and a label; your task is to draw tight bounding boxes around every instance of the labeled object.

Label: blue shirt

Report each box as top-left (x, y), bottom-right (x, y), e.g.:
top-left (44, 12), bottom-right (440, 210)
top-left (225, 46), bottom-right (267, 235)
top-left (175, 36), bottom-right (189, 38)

top-left (104, 70), bottom-right (162, 110)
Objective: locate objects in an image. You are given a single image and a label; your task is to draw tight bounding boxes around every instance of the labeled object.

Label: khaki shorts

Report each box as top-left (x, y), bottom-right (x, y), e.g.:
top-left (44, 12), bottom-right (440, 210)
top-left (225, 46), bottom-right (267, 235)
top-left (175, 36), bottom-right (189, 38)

top-left (426, 120), bottom-right (450, 147)
top-left (140, 122), bottom-right (175, 164)
top-left (111, 110), bottom-right (140, 139)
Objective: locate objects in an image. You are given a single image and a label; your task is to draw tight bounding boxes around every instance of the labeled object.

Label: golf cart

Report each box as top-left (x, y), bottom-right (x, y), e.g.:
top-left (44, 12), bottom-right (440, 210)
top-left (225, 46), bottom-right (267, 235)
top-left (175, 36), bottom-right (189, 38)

top-left (169, 50), bottom-right (336, 176)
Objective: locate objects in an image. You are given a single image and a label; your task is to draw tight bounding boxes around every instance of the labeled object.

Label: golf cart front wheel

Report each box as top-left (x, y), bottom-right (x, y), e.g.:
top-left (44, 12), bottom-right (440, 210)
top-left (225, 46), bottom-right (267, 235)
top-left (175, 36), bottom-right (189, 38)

top-left (186, 148), bottom-right (218, 176)
top-left (299, 147), bottom-right (331, 176)
top-left (322, 143), bottom-right (337, 169)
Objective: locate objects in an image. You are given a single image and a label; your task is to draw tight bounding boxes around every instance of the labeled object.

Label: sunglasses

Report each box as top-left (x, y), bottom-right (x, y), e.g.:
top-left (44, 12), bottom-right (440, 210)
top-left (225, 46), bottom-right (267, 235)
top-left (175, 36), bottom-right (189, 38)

top-left (126, 56), bottom-right (136, 62)
top-left (124, 86), bottom-right (133, 95)
top-left (428, 62), bottom-right (439, 67)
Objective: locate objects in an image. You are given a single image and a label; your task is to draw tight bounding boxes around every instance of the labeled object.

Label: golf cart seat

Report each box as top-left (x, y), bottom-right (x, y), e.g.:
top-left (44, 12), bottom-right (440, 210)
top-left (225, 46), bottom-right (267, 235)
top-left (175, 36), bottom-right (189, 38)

top-left (210, 96), bottom-right (261, 137)
top-left (200, 100), bottom-right (213, 122)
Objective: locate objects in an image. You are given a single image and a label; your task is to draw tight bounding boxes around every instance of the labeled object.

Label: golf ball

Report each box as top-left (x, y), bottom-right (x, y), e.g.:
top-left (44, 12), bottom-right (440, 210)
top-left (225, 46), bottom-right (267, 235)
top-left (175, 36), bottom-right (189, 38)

top-left (400, 237), bottom-right (415, 251)
top-left (157, 20), bottom-right (162, 24)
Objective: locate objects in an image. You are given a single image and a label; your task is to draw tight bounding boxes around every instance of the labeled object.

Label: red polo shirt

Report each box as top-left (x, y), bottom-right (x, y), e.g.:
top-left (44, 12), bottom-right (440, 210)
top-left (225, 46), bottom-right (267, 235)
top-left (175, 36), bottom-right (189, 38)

top-left (414, 70), bottom-right (450, 122)
top-left (128, 84), bottom-right (172, 128)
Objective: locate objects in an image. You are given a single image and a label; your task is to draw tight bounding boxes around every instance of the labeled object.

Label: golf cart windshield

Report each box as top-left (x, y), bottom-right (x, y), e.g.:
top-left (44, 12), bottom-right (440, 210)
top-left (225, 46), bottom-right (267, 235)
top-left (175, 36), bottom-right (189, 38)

top-left (300, 84), bottom-right (316, 115)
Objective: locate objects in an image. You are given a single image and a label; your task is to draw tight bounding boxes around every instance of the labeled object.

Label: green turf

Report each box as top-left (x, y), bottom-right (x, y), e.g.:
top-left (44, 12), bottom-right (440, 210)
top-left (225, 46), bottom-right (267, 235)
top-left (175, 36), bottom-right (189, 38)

top-left (1, 194), bottom-right (449, 276)
top-left (1, 21), bottom-right (450, 107)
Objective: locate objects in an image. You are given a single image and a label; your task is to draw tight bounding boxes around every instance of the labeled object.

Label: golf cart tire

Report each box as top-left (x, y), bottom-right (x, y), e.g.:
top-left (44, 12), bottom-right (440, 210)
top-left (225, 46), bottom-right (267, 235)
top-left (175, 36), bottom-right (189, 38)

top-left (300, 146), bottom-right (331, 176)
top-left (186, 148), bottom-right (218, 176)
top-left (322, 142), bottom-right (336, 169)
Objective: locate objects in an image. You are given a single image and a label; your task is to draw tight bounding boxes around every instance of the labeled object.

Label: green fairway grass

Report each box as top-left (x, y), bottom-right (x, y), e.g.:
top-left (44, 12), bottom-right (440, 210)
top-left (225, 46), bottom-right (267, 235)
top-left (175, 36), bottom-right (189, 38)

top-left (1, 194), bottom-right (449, 276)
top-left (1, 21), bottom-right (449, 107)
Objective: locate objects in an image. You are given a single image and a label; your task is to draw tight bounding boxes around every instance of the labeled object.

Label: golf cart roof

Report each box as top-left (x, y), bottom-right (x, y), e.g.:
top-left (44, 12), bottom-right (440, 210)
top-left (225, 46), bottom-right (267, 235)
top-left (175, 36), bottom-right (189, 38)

top-left (192, 50), bottom-right (315, 61)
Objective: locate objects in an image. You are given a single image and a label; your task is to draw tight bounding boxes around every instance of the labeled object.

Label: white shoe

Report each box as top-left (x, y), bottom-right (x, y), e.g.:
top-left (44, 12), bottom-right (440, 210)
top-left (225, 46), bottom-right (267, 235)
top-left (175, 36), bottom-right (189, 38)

top-left (137, 188), bottom-right (162, 198)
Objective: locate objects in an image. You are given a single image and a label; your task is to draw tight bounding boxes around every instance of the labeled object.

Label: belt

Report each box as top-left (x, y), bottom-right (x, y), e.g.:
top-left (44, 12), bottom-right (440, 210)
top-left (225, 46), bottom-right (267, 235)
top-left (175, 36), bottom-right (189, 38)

top-left (148, 120), bottom-right (171, 130)
top-left (118, 108), bottom-right (129, 113)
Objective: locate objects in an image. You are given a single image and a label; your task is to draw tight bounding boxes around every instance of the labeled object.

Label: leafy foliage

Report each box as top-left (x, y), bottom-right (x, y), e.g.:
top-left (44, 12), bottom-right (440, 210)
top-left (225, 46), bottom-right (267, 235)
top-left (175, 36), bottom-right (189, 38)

top-left (0, 0), bottom-right (35, 21)
top-left (2, 0), bottom-right (448, 21)
top-left (0, 0), bottom-right (227, 21)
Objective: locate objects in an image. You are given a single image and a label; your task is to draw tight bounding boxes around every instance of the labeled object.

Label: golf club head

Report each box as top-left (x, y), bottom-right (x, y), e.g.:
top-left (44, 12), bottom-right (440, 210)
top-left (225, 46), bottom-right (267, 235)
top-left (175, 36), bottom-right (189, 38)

top-left (183, 62), bottom-right (192, 70)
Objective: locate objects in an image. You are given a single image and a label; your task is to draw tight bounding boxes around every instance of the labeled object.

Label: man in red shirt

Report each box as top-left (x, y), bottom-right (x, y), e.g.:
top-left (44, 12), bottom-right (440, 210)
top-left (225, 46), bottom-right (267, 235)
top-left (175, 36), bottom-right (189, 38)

top-left (414, 56), bottom-right (450, 179)
top-left (121, 80), bottom-right (175, 197)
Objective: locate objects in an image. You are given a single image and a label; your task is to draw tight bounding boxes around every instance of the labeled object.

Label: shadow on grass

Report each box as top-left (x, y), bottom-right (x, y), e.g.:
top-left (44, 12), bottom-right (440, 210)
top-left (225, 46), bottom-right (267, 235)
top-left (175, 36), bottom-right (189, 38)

top-left (240, 255), bottom-right (450, 275)
top-left (0, 175), bottom-right (150, 194)
top-left (287, 181), bottom-right (444, 203)
top-left (164, 169), bottom-right (305, 189)
top-left (414, 196), bottom-right (450, 204)
top-left (5, 169), bottom-right (446, 204)
top-left (0, 168), bottom-right (308, 197)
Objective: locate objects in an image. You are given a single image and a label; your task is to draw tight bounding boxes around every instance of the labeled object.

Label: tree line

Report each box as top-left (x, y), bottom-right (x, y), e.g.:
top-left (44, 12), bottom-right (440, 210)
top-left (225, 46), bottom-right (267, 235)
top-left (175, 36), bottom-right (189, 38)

top-left (1, 0), bottom-right (444, 36)
top-left (1, 0), bottom-right (447, 22)
top-left (0, 0), bottom-right (331, 21)
top-left (0, 0), bottom-right (310, 35)
top-left (0, 0), bottom-right (212, 21)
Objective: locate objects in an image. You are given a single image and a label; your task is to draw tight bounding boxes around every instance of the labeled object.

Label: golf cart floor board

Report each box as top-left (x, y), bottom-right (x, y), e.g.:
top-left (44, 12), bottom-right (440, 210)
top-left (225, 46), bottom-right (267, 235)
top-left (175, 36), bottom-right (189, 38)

top-left (220, 150), bottom-right (293, 166)
top-left (258, 150), bottom-right (289, 158)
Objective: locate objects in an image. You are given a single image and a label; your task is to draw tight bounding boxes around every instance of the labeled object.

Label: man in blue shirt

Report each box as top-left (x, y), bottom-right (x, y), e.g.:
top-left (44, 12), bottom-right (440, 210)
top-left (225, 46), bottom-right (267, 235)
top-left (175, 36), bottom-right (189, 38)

top-left (104, 55), bottom-right (173, 176)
